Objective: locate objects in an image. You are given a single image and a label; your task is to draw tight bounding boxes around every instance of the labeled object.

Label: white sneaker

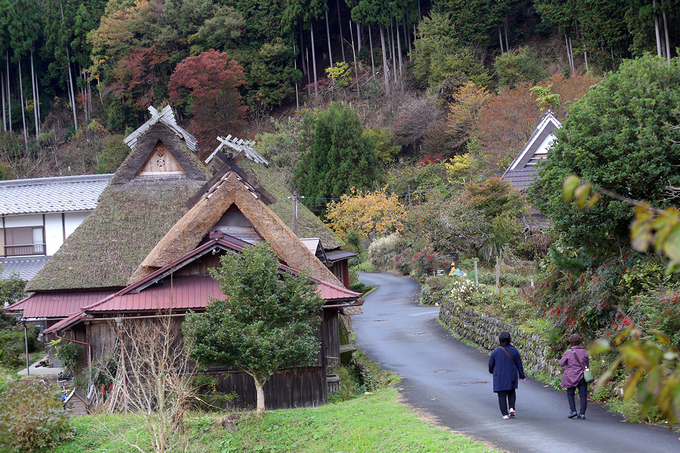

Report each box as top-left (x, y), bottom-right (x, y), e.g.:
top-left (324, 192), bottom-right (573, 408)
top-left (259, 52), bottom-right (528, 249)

top-left (509, 408), bottom-right (515, 417)
top-left (503, 415), bottom-right (509, 419)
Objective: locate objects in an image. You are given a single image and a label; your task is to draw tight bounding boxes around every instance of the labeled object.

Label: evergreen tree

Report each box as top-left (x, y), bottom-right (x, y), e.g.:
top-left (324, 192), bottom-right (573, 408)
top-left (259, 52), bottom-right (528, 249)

top-left (294, 102), bottom-right (382, 213)
top-left (183, 241), bottom-right (324, 417)
top-left (531, 55), bottom-right (680, 251)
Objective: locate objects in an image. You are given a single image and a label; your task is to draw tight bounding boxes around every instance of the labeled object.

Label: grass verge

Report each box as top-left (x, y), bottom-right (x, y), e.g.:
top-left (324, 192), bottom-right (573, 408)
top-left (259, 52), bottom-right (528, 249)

top-left (51, 388), bottom-right (499, 453)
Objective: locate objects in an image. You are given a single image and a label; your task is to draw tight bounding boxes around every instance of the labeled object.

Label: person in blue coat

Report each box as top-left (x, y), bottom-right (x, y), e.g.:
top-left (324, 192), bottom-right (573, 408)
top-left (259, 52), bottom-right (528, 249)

top-left (489, 331), bottom-right (526, 419)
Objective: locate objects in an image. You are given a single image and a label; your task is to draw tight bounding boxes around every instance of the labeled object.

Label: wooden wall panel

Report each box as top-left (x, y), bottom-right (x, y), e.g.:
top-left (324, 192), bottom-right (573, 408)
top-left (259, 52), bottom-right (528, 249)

top-left (212, 367), bottom-right (327, 409)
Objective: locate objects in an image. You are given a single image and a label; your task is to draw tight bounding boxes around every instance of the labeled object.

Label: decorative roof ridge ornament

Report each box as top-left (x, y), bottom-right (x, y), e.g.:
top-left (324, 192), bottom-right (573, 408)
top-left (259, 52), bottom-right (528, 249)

top-left (124, 105), bottom-right (198, 153)
top-left (205, 135), bottom-right (269, 166)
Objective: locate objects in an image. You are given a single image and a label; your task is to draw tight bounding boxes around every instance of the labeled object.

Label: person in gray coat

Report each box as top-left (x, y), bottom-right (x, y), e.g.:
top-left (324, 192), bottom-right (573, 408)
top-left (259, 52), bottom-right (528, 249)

top-left (489, 331), bottom-right (526, 419)
top-left (559, 333), bottom-right (589, 419)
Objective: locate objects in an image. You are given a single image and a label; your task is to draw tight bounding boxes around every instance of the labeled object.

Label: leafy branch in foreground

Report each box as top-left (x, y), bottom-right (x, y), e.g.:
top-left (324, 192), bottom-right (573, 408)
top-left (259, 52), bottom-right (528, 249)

top-left (563, 174), bottom-right (680, 425)
top-left (590, 328), bottom-right (680, 426)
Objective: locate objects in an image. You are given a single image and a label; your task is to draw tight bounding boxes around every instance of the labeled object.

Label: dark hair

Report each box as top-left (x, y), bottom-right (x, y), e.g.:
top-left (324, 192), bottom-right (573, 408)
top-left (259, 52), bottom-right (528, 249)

top-left (569, 334), bottom-right (582, 346)
top-left (499, 331), bottom-right (511, 346)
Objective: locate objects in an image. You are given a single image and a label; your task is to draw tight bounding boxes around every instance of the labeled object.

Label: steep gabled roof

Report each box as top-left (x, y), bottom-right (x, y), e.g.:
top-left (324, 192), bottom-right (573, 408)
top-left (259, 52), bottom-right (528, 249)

top-left (43, 232), bottom-right (362, 335)
top-left (0, 174), bottom-right (112, 215)
top-left (129, 171), bottom-right (343, 286)
top-left (503, 110), bottom-right (561, 192)
top-left (26, 109), bottom-right (211, 292)
top-left (124, 106), bottom-right (197, 154)
top-left (236, 158), bottom-right (343, 250)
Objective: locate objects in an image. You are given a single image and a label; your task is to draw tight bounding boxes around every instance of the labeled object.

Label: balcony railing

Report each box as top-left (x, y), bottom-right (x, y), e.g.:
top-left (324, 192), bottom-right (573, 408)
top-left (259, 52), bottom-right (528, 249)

top-left (4, 243), bottom-right (45, 256)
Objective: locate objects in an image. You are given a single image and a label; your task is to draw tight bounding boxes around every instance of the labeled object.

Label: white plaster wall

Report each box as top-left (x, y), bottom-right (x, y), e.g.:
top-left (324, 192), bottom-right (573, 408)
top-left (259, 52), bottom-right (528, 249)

top-left (64, 212), bottom-right (88, 238)
top-left (44, 213), bottom-right (63, 256)
top-left (4, 214), bottom-right (43, 228)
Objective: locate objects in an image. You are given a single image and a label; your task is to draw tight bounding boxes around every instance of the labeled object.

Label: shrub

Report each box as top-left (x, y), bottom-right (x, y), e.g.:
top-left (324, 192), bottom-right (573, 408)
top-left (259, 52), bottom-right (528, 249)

top-left (394, 253), bottom-right (411, 275)
top-left (449, 277), bottom-right (477, 304)
top-left (328, 365), bottom-right (361, 403)
top-left (49, 339), bottom-right (79, 373)
top-left (477, 272), bottom-right (529, 287)
top-left (493, 47), bottom-right (547, 89)
top-left (97, 134), bottom-right (130, 174)
top-left (410, 247), bottom-right (449, 281)
top-left (0, 377), bottom-right (74, 451)
top-left (368, 233), bottom-right (409, 272)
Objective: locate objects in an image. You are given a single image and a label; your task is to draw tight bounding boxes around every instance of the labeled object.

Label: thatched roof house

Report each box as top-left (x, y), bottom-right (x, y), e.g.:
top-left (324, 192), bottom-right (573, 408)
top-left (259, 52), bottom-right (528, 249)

top-left (7, 105), bottom-right (350, 326)
top-left (24, 125), bottom-right (210, 293)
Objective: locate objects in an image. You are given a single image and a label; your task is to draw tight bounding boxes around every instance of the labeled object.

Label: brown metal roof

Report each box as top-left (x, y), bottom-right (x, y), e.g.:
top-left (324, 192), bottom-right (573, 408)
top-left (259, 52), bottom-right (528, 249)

top-left (5, 291), bottom-right (116, 319)
top-left (41, 232), bottom-right (362, 334)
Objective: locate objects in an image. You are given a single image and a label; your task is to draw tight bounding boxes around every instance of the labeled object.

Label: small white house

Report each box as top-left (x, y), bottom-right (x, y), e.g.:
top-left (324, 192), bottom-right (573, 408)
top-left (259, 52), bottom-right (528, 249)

top-left (0, 174), bottom-right (112, 280)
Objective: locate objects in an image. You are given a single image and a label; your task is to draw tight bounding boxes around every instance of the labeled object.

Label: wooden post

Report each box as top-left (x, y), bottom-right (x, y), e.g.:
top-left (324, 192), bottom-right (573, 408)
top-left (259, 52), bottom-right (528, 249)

top-left (293, 191), bottom-right (298, 236)
top-left (495, 255), bottom-right (500, 294)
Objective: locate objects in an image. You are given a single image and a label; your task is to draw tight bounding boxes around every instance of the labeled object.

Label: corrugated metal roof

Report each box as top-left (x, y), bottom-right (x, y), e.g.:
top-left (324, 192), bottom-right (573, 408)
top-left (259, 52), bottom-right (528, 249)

top-left (325, 250), bottom-right (357, 262)
top-left (0, 174), bottom-right (112, 215)
top-left (25, 233), bottom-right (361, 329)
top-left (86, 275), bottom-right (224, 313)
top-left (5, 290), bottom-right (116, 319)
top-left (0, 256), bottom-right (50, 280)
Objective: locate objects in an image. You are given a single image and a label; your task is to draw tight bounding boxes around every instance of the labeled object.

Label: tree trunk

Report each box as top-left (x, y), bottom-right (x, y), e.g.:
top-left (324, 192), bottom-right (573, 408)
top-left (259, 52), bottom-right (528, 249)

top-left (325, 10), bottom-right (333, 68)
top-left (294, 42), bottom-right (300, 109)
top-left (310, 24), bottom-right (318, 97)
top-left (356, 23), bottom-right (361, 54)
top-left (396, 19), bottom-right (403, 77)
top-left (299, 22), bottom-right (307, 75)
top-left (504, 19), bottom-right (509, 52)
top-left (369, 26), bottom-right (375, 78)
top-left (653, 0), bottom-right (662, 58)
top-left (306, 48), bottom-right (311, 97)
top-left (1, 70), bottom-right (5, 132)
top-left (336, 0), bottom-right (345, 62)
top-left (662, 9), bottom-right (671, 64)
top-left (403, 16), bottom-right (411, 55)
top-left (380, 25), bottom-right (390, 95)
top-left (18, 62), bottom-right (27, 147)
top-left (499, 26), bottom-right (504, 53)
top-left (575, 22), bottom-right (588, 72)
top-left (564, 34), bottom-right (573, 73)
top-left (6, 52), bottom-right (11, 133)
top-left (253, 375), bottom-right (266, 417)
top-left (389, 19), bottom-right (397, 83)
top-left (30, 49), bottom-right (39, 135)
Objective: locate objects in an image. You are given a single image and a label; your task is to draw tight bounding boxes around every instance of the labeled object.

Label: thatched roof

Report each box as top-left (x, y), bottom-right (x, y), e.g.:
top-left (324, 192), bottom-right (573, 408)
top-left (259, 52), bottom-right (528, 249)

top-left (112, 123), bottom-right (208, 186)
top-left (236, 158), bottom-right (342, 250)
top-left (26, 117), bottom-right (211, 292)
top-left (129, 172), bottom-right (342, 286)
top-left (26, 180), bottom-right (206, 291)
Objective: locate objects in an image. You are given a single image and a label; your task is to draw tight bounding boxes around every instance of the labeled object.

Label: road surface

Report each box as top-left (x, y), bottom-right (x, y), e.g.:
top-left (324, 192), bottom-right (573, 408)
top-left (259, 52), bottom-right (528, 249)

top-left (354, 272), bottom-right (680, 453)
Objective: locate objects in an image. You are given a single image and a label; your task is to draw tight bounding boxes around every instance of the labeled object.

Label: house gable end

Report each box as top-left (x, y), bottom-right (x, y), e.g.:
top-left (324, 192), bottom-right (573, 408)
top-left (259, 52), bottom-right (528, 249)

top-left (137, 140), bottom-right (186, 176)
top-left (129, 172), bottom-right (342, 286)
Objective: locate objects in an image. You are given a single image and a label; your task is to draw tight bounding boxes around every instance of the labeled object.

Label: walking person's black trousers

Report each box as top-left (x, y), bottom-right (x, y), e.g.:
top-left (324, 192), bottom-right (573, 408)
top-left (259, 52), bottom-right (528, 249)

top-left (567, 377), bottom-right (588, 415)
top-left (497, 389), bottom-right (516, 416)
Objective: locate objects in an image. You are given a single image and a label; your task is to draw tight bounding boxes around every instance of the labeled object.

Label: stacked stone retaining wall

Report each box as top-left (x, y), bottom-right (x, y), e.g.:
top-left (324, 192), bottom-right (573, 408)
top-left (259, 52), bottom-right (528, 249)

top-left (439, 297), bottom-right (559, 376)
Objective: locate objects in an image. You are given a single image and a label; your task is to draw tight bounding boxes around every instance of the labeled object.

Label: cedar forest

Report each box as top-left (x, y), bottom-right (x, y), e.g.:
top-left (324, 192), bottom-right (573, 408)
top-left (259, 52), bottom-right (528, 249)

top-left (2, 0), bottom-right (680, 424)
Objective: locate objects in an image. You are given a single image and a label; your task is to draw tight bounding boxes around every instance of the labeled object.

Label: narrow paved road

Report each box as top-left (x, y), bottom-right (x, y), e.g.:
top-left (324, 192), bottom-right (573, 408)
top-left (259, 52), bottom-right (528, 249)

top-left (354, 272), bottom-right (680, 453)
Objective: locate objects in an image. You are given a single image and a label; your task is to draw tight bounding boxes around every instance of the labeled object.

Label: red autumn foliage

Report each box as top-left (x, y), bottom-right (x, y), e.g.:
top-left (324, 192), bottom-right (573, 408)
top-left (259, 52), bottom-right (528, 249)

top-left (473, 72), bottom-right (601, 174)
top-left (169, 50), bottom-right (248, 158)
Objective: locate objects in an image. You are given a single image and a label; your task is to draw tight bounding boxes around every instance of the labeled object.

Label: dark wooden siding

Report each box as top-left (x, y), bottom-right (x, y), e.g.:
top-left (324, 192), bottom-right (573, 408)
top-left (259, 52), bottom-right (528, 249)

top-left (323, 308), bottom-right (339, 367)
top-left (211, 367), bottom-right (327, 409)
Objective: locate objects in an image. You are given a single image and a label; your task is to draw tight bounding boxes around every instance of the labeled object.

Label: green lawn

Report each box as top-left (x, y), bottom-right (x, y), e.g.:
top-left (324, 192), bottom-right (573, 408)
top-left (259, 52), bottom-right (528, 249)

top-left (52, 388), bottom-right (499, 453)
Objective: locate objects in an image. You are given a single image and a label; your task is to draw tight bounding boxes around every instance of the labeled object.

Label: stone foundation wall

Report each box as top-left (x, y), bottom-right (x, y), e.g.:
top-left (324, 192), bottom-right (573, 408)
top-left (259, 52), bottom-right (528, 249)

top-left (439, 298), bottom-right (558, 375)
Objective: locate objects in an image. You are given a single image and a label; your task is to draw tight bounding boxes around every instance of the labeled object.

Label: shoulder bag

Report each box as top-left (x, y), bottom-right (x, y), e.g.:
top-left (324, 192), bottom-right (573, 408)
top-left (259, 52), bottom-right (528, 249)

top-left (500, 346), bottom-right (519, 374)
top-left (571, 348), bottom-right (594, 384)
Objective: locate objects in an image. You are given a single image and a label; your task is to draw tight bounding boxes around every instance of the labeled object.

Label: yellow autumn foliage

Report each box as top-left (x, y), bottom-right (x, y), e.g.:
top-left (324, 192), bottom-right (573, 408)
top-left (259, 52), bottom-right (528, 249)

top-left (325, 186), bottom-right (407, 240)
